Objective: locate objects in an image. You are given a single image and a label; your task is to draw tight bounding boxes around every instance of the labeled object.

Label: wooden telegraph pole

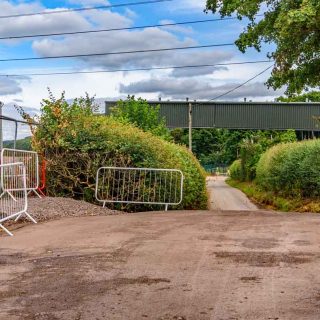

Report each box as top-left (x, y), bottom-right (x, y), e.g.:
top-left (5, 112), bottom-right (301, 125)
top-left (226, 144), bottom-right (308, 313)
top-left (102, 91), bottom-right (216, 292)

top-left (187, 97), bottom-right (192, 152)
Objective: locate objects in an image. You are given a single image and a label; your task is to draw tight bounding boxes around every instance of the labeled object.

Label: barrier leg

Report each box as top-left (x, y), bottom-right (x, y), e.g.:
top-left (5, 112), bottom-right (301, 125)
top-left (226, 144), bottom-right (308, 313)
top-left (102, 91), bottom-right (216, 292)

top-left (25, 212), bottom-right (37, 224)
top-left (15, 211), bottom-right (37, 224)
top-left (37, 188), bottom-right (46, 197)
top-left (0, 223), bottom-right (13, 236)
top-left (165, 204), bottom-right (168, 211)
top-left (32, 189), bottom-right (42, 198)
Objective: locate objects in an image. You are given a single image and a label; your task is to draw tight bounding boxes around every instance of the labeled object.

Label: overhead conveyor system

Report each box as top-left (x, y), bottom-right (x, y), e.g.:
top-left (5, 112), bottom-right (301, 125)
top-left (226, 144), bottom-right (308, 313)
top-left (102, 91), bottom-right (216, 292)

top-left (105, 101), bottom-right (320, 131)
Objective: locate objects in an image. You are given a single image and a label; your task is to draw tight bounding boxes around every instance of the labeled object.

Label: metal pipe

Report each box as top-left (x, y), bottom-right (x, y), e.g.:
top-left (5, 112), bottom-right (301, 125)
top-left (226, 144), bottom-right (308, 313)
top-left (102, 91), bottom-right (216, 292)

top-left (14, 121), bottom-right (18, 150)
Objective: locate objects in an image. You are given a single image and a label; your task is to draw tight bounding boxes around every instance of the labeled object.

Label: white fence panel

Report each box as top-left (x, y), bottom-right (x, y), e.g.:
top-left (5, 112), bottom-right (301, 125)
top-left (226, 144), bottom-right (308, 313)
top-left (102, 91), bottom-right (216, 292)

top-left (1, 148), bottom-right (41, 197)
top-left (95, 167), bottom-right (184, 210)
top-left (0, 162), bottom-right (36, 236)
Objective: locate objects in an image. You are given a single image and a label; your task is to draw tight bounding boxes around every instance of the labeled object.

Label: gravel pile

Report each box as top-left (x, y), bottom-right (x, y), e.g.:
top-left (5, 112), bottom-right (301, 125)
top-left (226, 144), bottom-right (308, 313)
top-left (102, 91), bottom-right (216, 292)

top-left (27, 197), bottom-right (122, 222)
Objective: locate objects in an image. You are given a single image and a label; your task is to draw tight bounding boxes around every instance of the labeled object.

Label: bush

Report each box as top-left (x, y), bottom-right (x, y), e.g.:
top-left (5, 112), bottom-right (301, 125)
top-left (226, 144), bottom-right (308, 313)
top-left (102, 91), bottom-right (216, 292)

top-left (237, 131), bottom-right (296, 182)
top-left (32, 93), bottom-right (207, 211)
top-left (229, 159), bottom-right (242, 181)
top-left (239, 142), bottom-right (264, 181)
top-left (256, 139), bottom-right (320, 198)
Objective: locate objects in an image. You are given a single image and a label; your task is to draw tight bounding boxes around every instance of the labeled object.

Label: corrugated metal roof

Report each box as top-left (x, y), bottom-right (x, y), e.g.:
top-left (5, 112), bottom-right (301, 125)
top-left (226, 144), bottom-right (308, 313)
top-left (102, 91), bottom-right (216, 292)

top-left (105, 101), bottom-right (320, 131)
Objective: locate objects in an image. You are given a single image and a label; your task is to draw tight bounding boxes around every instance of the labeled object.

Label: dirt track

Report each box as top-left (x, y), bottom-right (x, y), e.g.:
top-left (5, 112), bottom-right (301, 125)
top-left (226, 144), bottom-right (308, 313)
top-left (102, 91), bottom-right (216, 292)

top-left (1, 210), bottom-right (320, 319)
top-left (207, 176), bottom-right (258, 211)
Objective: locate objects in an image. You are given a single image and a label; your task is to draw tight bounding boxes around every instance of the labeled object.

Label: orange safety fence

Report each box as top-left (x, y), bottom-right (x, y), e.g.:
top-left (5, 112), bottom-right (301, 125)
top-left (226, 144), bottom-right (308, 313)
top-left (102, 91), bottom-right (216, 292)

top-left (37, 158), bottom-right (46, 197)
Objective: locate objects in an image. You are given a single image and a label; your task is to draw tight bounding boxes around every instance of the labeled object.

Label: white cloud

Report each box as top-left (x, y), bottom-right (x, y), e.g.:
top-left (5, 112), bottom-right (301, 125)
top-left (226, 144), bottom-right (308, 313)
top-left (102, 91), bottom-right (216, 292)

top-left (0, 1), bottom-right (91, 43)
top-left (0, 1), bottom-right (43, 16)
top-left (159, 19), bottom-right (194, 35)
top-left (119, 78), bottom-right (283, 100)
top-left (0, 0), bottom-right (277, 109)
top-left (3, 67), bottom-right (148, 108)
top-left (32, 26), bottom-right (233, 78)
top-left (0, 77), bottom-right (25, 96)
top-left (80, 9), bottom-right (132, 28)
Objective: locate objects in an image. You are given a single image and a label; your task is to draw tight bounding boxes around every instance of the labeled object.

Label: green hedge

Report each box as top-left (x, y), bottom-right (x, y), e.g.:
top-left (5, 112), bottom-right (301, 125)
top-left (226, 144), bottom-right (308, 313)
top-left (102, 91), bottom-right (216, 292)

top-left (35, 112), bottom-right (207, 211)
top-left (229, 143), bottom-right (264, 182)
top-left (229, 159), bottom-right (242, 181)
top-left (239, 142), bottom-right (264, 181)
top-left (256, 139), bottom-right (320, 198)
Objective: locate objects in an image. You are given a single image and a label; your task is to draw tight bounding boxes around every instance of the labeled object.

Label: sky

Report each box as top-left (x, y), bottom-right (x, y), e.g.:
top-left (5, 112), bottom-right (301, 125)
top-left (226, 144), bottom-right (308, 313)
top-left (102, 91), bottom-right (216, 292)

top-left (0, 0), bottom-right (283, 120)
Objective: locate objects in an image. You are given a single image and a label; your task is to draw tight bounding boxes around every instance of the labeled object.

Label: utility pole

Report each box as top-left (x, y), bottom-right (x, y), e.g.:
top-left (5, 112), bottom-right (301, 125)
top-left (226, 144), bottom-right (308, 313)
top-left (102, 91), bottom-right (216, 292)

top-left (187, 97), bottom-right (192, 152)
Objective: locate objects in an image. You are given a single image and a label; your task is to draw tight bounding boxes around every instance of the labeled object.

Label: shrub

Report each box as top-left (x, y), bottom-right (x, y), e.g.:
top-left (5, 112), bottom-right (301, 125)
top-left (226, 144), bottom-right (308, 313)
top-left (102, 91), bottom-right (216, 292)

top-left (239, 142), bottom-right (263, 181)
top-left (229, 160), bottom-right (242, 181)
top-left (256, 139), bottom-right (320, 198)
top-left (238, 131), bottom-right (296, 182)
top-left (31, 93), bottom-right (207, 211)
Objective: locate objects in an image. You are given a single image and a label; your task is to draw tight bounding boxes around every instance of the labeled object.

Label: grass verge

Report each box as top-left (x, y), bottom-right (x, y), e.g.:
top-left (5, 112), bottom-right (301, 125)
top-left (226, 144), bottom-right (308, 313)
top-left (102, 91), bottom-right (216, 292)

top-left (226, 178), bottom-right (320, 213)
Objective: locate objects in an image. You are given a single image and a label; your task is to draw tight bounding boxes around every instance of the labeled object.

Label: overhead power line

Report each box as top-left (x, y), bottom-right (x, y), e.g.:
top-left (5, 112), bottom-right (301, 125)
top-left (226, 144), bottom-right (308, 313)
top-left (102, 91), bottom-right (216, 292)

top-left (0, 43), bottom-right (235, 62)
top-left (205, 64), bottom-right (274, 102)
top-left (0, 17), bottom-right (239, 40)
top-left (0, 0), bottom-right (172, 19)
top-left (0, 60), bottom-right (272, 77)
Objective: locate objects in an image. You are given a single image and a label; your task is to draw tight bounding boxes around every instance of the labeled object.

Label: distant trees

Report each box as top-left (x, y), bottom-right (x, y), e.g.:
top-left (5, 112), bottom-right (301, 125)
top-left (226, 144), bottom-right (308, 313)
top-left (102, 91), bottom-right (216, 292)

top-left (171, 128), bottom-right (296, 171)
top-left (3, 136), bottom-right (31, 150)
top-left (277, 91), bottom-right (320, 102)
top-left (110, 96), bottom-right (171, 141)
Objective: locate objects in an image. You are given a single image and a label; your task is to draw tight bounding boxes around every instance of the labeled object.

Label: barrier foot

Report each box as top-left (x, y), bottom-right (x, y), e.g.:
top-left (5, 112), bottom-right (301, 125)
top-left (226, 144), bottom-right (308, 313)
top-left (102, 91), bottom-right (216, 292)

top-left (14, 214), bottom-right (22, 222)
top-left (25, 212), bottom-right (37, 224)
top-left (0, 224), bottom-right (13, 236)
top-left (33, 189), bottom-right (42, 198)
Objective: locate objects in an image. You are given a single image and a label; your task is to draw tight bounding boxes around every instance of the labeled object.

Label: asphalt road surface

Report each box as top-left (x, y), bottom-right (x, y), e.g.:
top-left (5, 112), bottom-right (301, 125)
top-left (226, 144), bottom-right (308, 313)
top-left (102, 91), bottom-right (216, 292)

top-left (1, 210), bottom-right (320, 319)
top-left (207, 176), bottom-right (258, 211)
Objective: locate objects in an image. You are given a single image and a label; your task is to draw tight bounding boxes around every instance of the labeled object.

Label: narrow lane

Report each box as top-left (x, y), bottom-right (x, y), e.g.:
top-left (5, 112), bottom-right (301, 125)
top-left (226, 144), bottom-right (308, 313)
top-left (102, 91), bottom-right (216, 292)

top-left (207, 176), bottom-right (258, 211)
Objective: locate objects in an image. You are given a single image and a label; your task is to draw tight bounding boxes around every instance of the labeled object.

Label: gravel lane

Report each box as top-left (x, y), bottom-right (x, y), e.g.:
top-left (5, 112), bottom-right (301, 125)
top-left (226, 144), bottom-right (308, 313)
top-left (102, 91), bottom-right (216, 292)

top-left (1, 197), bottom-right (122, 235)
top-left (207, 176), bottom-right (258, 211)
top-left (27, 197), bottom-right (121, 222)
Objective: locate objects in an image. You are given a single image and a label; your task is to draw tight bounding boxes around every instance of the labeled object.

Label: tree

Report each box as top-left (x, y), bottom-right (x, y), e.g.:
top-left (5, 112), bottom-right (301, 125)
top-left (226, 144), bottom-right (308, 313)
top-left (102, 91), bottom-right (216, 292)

top-left (171, 128), bottom-right (253, 167)
top-left (205, 0), bottom-right (320, 95)
top-left (111, 96), bottom-right (171, 141)
top-left (277, 91), bottom-right (320, 102)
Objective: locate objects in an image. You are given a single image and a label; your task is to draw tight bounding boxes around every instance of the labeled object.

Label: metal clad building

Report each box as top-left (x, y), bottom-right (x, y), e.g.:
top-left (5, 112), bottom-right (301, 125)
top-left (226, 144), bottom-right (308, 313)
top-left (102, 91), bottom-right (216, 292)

top-left (105, 101), bottom-right (320, 131)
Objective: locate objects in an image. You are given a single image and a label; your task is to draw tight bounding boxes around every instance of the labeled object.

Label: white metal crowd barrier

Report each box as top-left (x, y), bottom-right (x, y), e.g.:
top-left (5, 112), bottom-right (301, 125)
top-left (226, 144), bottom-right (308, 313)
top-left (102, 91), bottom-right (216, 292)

top-left (1, 148), bottom-right (41, 198)
top-left (95, 167), bottom-right (184, 210)
top-left (0, 162), bottom-right (37, 236)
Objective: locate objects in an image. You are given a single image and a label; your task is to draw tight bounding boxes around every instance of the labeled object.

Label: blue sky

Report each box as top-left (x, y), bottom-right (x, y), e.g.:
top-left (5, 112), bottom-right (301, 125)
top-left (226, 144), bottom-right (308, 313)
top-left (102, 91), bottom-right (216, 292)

top-left (0, 0), bottom-right (281, 117)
